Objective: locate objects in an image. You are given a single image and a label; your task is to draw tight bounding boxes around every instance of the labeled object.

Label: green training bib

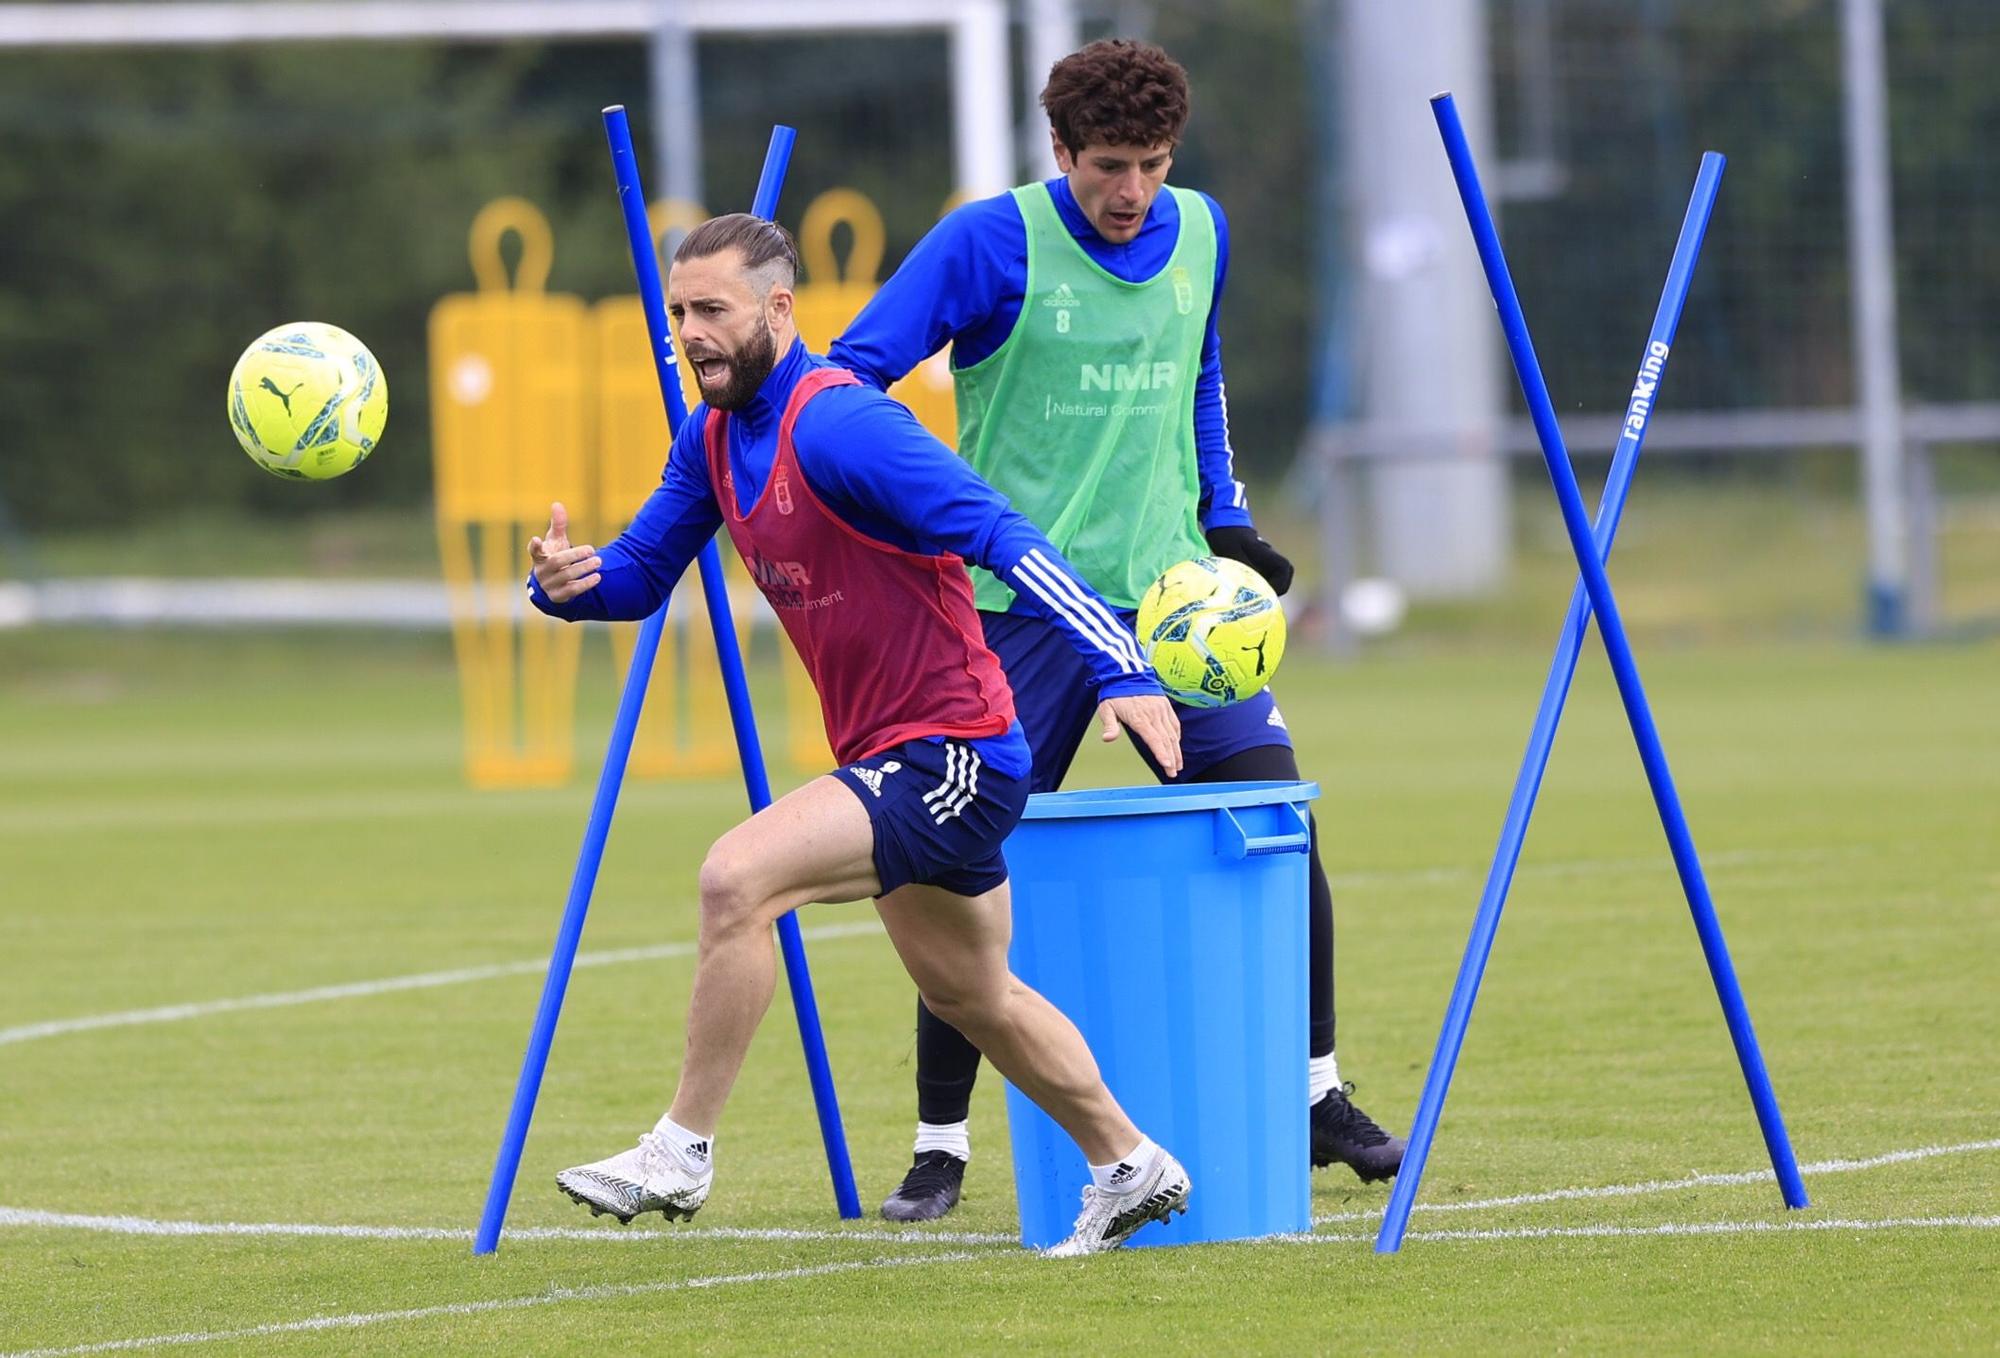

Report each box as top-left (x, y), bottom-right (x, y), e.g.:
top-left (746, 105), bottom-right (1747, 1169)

top-left (953, 183), bottom-right (1216, 611)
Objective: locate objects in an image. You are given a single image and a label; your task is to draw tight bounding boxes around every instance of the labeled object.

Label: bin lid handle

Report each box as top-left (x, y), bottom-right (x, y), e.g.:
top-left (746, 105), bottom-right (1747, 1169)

top-left (1214, 801), bottom-right (1311, 860)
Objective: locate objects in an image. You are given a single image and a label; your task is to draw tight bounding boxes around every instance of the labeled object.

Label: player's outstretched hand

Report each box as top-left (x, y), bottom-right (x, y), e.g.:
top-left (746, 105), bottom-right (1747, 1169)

top-left (1097, 695), bottom-right (1183, 779)
top-left (528, 501), bottom-right (603, 603)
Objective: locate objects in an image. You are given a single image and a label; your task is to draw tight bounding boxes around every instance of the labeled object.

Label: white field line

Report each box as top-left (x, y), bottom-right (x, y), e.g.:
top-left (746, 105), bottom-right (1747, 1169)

top-left (0, 1205), bottom-right (1013, 1249)
top-left (1323, 844), bottom-right (1855, 891)
top-left (1311, 1138), bottom-right (2000, 1224)
top-left (0, 920), bottom-right (885, 1048)
top-left (0, 777), bottom-right (726, 836)
top-left (1, 844), bottom-right (1843, 1049)
top-left (5, 1215), bottom-right (1998, 1358)
top-left (0, 1250), bottom-right (987, 1358)
top-left (1304, 1214), bottom-right (2000, 1246)
top-left (10, 1140), bottom-right (1993, 1254)
top-left (5, 1139), bottom-right (1996, 1356)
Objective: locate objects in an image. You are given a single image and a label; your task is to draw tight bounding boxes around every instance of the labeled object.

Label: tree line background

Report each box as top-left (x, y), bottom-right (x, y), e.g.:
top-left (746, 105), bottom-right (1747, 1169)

top-left (2, 0), bottom-right (1994, 534)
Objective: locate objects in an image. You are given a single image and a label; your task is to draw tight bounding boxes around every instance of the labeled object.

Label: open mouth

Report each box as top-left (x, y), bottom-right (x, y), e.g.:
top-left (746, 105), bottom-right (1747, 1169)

top-left (691, 356), bottom-right (729, 385)
top-left (1105, 209), bottom-right (1142, 231)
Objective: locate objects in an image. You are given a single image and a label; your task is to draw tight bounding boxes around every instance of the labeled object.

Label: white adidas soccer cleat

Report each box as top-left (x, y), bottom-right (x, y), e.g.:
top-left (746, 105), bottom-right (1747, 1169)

top-left (1042, 1150), bottom-right (1191, 1257)
top-left (555, 1132), bottom-right (712, 1224)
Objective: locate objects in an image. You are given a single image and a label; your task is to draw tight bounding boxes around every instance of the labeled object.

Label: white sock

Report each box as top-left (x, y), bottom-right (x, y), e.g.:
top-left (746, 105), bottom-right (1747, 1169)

top-left (1089, 1135), bottom-right (1161, 1191)
top-left (913, 1120), bottom-right (970, 1162)
top-left (1309, 1052), bottom-right (1342, 1104)
top-left (652, 1114), bottom-right (715, 1172)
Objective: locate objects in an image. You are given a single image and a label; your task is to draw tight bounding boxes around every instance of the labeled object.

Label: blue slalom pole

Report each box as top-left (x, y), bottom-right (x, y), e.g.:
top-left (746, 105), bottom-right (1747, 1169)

top-left (1376, 151), bottom-right (1727, 1253)
top-left (474, 117), bottom-right (847, 1258)
top-left (1421, 91), bottom-right (1808, 1225)
top-left (600, 112), bottom-right (858, 1224)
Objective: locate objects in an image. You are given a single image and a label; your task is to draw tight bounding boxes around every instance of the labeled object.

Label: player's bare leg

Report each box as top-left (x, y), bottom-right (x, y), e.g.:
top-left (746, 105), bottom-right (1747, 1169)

top-left (556, 776), bottom-right (878, 1222)
top-left (874, 879), bottom-right (1189, 1252)
top-left (874, 879), bottom-right (1136, 1162)
top-left (666, 776), bottom-right (880, 1133)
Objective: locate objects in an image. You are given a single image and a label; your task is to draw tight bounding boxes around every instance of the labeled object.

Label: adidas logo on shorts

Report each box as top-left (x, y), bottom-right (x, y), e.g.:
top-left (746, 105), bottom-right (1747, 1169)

top-left (848, 760), bottom-right (902, 798)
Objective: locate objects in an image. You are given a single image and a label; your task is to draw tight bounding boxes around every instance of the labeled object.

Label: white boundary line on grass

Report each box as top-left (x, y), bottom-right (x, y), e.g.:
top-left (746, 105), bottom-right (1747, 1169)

top-left (7, 1139), bottom-right (1993, 1254)
top-left (0, 1206), bottom-right (1015, 1249)
top-left (5, 1138), bottom-right (1998, 1357)
top-left (5, 1216), bottom-right (1999, 1358)
top-left (0, 846), bottom-right (1849, 1051)
top-left (0, 1251), bottom-right (988, 1358)
top-left (0, 920), bottom-right (886, 1048)
top-left (1320, 845), bottom-right (1850, 892)
top-left (1304, 1214), bottom-right (2000, 1245)
top-left (1312, 1138), bottom-right (2000, 1223)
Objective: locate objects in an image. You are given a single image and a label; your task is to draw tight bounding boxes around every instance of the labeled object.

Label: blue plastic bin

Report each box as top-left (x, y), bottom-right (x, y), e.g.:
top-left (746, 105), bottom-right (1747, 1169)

top-left (1002, 779), bottom-right (1317, 1249)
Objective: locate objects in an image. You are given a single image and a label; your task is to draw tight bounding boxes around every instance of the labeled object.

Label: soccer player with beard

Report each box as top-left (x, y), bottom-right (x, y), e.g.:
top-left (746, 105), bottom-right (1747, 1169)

top-left (525, 213), bottom-right (1194, 1255)
top-left (831, 37), bottom-right (1405, 1222)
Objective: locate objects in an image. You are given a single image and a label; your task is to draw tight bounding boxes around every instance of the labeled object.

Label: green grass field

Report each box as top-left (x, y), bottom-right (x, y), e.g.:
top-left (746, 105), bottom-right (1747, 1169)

top-left (2, 627), bottom-right (1996, 1354)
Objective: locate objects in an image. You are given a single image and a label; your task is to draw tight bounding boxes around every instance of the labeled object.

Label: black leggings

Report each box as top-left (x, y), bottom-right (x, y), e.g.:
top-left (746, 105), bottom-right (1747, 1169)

top-left (913, 742), bottom-right (1338, 1125)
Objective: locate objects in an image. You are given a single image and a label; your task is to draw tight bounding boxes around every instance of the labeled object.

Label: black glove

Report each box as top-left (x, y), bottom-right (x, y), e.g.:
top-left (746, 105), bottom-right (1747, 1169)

top-left (1204, 524), bottom-right (1294, 597)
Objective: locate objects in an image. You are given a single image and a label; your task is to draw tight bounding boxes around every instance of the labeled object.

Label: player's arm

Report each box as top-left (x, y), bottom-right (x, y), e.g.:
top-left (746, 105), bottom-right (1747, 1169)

top-left (526, 413), bottom-right (722, 622)
top-left (827, 197), bottom-right (1025, 390)
top-left (1192, 193), bottom-right (1295, 595)
top-left (799, 392), bottom-right (1182, 775)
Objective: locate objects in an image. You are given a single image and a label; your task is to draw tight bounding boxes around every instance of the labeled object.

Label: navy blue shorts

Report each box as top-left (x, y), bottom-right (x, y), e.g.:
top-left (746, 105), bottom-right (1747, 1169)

top-left (982, 609), bottom-right (1295, 794)
top-left (830, 733), bottom-right (1031, 898)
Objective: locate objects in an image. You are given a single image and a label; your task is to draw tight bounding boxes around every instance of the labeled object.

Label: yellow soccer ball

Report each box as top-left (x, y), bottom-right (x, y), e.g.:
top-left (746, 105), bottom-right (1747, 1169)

top-left (226, 322), bottom-right (387, 480)
top-left (1136, 556), bottom-right (1287, 708)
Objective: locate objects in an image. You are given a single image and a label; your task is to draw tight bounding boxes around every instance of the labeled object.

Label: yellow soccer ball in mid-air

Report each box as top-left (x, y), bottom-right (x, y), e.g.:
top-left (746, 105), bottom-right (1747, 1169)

top-left (1136, 556), bottom-right (1288, 708)
top-left (226, 322), bottom-right (387, 480)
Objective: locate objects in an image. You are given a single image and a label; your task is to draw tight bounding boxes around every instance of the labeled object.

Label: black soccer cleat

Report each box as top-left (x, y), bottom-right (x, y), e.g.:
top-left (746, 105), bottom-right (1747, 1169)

top-left (879, 1150), bottom-right (967, 1222)
top-left (1311, 1083), bottom-right (1406, 1183)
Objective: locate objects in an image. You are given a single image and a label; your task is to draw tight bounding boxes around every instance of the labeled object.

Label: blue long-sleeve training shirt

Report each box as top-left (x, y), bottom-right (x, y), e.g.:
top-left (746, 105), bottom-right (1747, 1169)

top-left (828, 175), bottom-right (1253, 531)
top-left (528, 340), bottom-right (1162, 763)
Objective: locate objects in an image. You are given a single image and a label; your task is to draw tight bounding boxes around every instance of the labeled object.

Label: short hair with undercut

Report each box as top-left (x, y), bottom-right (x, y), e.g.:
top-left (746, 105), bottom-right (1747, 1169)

top-left (1040, 38), bottom-right (1190, 157)
top-left (672, 213), bottom-right (801, 294)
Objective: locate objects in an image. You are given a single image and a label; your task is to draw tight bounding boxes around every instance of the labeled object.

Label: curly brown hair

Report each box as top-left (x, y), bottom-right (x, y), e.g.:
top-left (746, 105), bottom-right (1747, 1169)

top-left (1040, 38), bottom-right (1191, 156)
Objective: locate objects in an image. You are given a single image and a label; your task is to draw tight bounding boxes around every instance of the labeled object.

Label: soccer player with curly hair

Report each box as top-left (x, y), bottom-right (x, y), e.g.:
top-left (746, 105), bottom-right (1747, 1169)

top-left (832, 37), bottom-right (1406, 1223)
